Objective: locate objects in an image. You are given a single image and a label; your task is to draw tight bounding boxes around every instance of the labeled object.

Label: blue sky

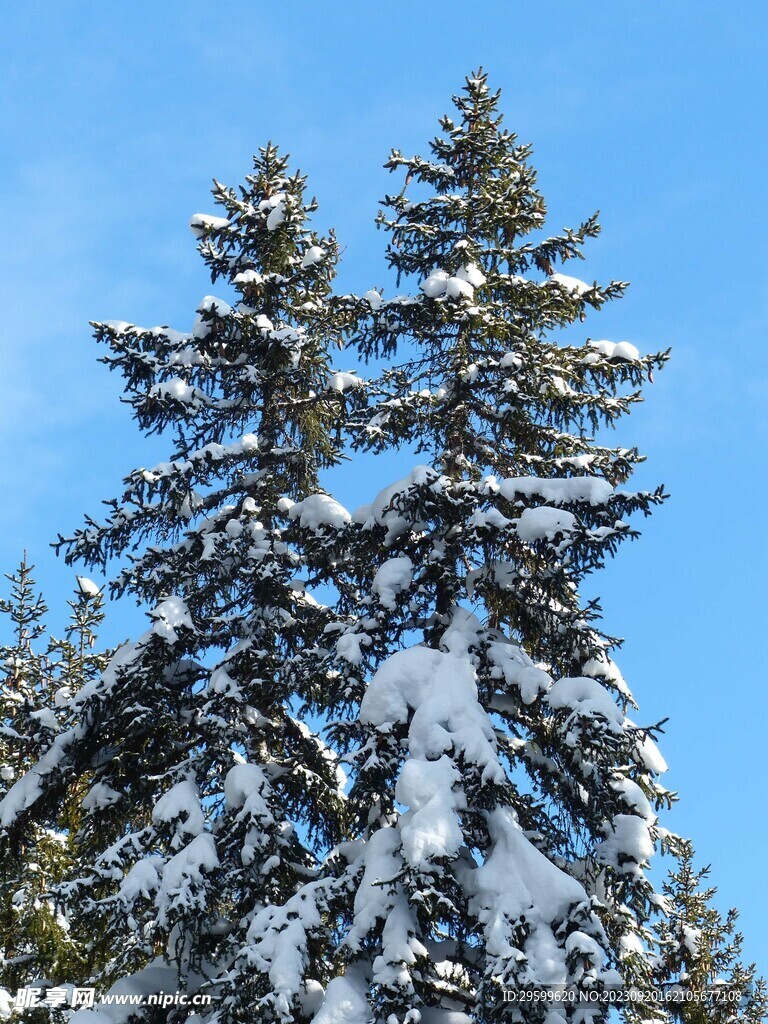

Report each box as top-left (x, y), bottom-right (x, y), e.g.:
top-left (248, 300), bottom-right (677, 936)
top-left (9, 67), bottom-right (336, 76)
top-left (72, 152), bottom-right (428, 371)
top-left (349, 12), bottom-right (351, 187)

top-left (2, 1), bottom-right (767, 971)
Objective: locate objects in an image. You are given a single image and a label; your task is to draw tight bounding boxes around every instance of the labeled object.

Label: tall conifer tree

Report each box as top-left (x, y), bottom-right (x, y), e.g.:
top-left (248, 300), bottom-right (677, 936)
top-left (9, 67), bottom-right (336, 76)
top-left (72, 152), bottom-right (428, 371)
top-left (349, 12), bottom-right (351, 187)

top-left (0, 148), bottom-right (355, 1019)
top-left (294, 71), bottom-right (677, 1024)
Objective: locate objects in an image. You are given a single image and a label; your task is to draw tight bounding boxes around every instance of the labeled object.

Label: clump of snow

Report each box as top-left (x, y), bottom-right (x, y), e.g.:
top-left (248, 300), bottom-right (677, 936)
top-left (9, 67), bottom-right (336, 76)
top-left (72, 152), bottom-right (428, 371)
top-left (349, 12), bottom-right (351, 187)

top-left (487, 639), bottom-right (551, 704)
top-left (288, 494), bottom-right (351, 531)
top-left (189, 212), bottom-right (230, 238)
top-left (82, 782), bottom-right (121, 814)
top-left (371, 557), bottom-right (413, 610)
top-left (119, 857), bottom-right (162, 903)
top-left (261, 192), bottom-right (287, 231)
top-left (149, 377), bottom-right (196, 404)
top-left (312, 965), bottom-right (370, 1024)
top-left (327, 372), bottom-right (363, 393)
top-left (192, 295), bottom-right (232, 338)
top-left (596, 813), bottom-right (654, 873)
top-left (355, 465), bottom-right (442, 543)
top-left (588, 339), bottom-right (641, 362)
top-left (547, 676), bottom-right (623, 731)
top-left (457, 806), bottom-right (597, 988)
top-left (363, 289), bottom-right (382, 310)
top-left (482, 474), bottom-right (613, 507)
top-left (156, 833), bottom-right (218, 927)
top-left (549, 273), bottom-right (595, 296)
top-left (421, 264), bottom-right (485, 301)
top-left (360, 647), bottom-right (501, 782)
top-left (152, 779), bottom-right (205, 838)
top-left (516, 506), bottom-right (578, 542)
top-left (627, 718), bottom-right (669, 774)
top-left (301, 245), bottom-right (326, 268)
top-left (150, 596), bottom-right (195, 644)
top-left (76, 575), bottom-right (101, 597)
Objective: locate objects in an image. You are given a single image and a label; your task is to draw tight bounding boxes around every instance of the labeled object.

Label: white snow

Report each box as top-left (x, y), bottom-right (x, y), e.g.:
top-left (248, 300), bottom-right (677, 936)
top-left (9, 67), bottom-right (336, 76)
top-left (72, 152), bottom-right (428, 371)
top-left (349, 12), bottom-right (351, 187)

top-left (627, 718), bottom-right (669, 774)
top-left (547, 676), bottom-right (623, 730)
top-left (371, 556), bottom-right (413, 610)
top-left (150, 596), bottom-right (195, 644)
top-left (421, 269), bottom-right (450, 298)
top-left (396, 755), bottom-right (466, 864)
top-left (192, 294), bottom-right (232, 338)
top-left (482, 474), bottom-right (614, 507)
top-left (455, 262), bottom-right (486, 288)
top-left (549, 273), bottom-right (594, 296)
top-left (327, 371), bottom-right (363, 393)
top-left (596, 813), bottom-right (654, 872)
top-left (118, 857), bottom-right (162, 903)
top-left (156, 833), bottom-right (218, 927)
top-left (312, 965), bottom-right (370, 1024)
top-left (360, 647), bottom-right (502, 784)
top-left (82, 782), bottom-right (122, 813)
top-left (487, 639), bottom-right (551, 704)
top-left (152, 779), bottom-right (205, 838)
top-left (588, 339), bottom-right (641, 362)
top-left (301, 245), bottom-right (326, 268)
top-left (464, 807), bottom-right (588, 984)
top-left (516, 506), bottom-right (578, 542)
top-left (190, 211), bottom-right (231, 237)
top-left (76, 575), bottom-right (101, 597)
top-left (421, 264), bottom-right (485, 301)
top-left (265, 193), bottom-right (287, 231)
top-left (189, 212), bottom-right (230, 237)
top-left (363, 289), bottom-right (382, 310)
top-left (243, 880), bottom-right (326, 1021)
top-left (288, 494), bottom-right (351, 531)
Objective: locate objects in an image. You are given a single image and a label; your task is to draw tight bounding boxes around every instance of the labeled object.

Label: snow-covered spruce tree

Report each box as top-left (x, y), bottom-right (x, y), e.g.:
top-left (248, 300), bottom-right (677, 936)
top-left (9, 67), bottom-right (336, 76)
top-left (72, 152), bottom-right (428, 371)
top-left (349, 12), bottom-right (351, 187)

top-left (652, 843), bottom-right (767, 1024)
top-left (290, 71), bottom-right (678, 1024)
top-left (0, 148), bottom-right (357, 1019)
top-left (0, 562), bottom-right (107, 998)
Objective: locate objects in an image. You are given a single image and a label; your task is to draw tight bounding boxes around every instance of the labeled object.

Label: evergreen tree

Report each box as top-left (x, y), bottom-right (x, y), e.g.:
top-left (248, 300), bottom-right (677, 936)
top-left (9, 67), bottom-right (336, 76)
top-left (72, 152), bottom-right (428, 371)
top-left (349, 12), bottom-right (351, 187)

top-left (0, 148), bottom-right (356, 1019)
top-left (651, 843), bottom-right (767, 1024)
top-left (0, 561), bottom-right (107, 999)
top-left (291, 70), bottom-right (678, 1024)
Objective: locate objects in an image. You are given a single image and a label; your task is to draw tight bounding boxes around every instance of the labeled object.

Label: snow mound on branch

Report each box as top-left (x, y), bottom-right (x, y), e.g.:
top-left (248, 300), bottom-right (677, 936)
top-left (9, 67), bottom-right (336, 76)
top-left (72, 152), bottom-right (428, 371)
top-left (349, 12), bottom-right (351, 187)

top-left (152, 779), bottom-right (205, 838)
top-left (363, 288), bottom-right (382, 310)
top-left (596, 813), bottom-right (654, 873)
top-left (487, 638), bottom-right (551, 704)
top-left (360, 647), bottom-right (501, 781)
top-left (76, 575), bottom-right (101, 597)
top-left (288, 494), bottom-right (351, 530)
top-left (150, 596), bottom-right (195, 644)
top-left (189, 212), bottom-right (230, 237)
top-left (327, 371), bottom-right (363, 393)
top-left (516, 506), bottom-right (577, 542)
top-left (312, 965), bottom-right (370, 1024)
top-left (466, 807), bottom-right (586, 966)
top-left (483, 474), bottom-right (613, 506)
top-left (547, 676), bottom-right (623, 730)
top-left (192, 295), bottom-right (232, 338)
top-left (301, 245), bottom-right (326, 268)
top-left (242, 880), bottom-right (326, 1020)
top-left (397, 754), bottom-right (466, 864)
top-left (548, 272), bottom-right (594, 296)
top-left (261, 192), bottom-right (287, 231)
top-left (354, 465), bottom-right (442, 543)
top-left (371, 556), bottom-right (413, 609)
top-left (588, 339), bottom-right (640, 362)
top-left (627, 717), bottom-right (669, 774)
top-left (421, 264), bottom-right (485, 300)
top-left (82, 782), bottom-right (121, 813)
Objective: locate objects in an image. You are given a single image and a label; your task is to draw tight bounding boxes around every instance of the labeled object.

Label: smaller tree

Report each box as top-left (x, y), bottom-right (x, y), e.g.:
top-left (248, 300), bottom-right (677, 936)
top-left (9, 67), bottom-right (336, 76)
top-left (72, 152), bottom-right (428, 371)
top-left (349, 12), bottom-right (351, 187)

top-left (652, 842), bottom-right (768, 1024)
top-left (0, 560), bottom-right (108, 998)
